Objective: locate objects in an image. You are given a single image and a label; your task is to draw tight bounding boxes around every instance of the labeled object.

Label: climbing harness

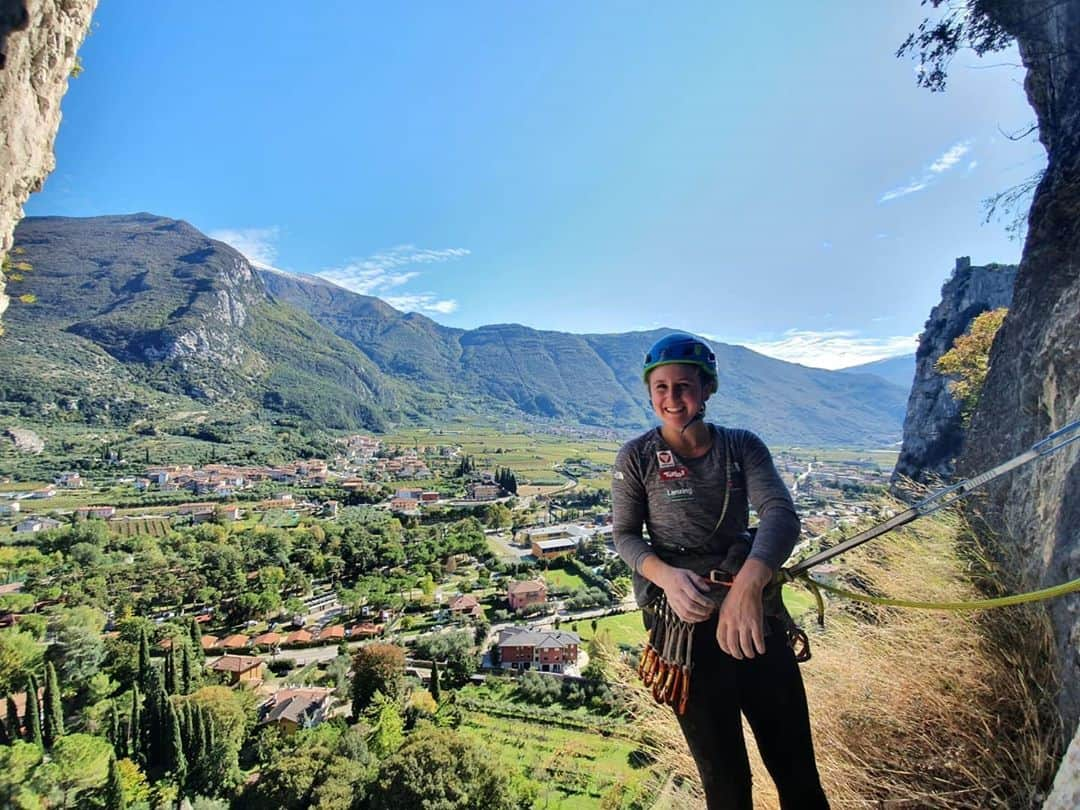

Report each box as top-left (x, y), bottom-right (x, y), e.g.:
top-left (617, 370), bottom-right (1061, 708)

top-left (778, 419), bottom-right (1080, 622)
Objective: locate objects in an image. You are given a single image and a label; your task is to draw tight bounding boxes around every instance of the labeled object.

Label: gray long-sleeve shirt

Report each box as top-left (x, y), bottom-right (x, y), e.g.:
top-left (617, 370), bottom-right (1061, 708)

top-left (611, 424), bottom-right (800, 606)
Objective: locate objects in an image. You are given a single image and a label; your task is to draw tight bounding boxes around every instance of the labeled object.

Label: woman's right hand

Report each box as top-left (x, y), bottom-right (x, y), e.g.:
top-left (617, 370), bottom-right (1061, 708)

top-left (644, 558), bottom-right (714, 623)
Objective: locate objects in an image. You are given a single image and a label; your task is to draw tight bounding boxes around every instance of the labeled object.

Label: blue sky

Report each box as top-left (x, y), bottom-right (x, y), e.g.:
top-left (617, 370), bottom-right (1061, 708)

top-left (27, 1), bottom-right (1045, 369)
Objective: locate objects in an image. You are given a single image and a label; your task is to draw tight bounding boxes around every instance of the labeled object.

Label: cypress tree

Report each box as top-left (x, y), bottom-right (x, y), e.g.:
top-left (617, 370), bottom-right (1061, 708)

top-left (429, 660), bottom-right (441, 703)
top-left (180, 643), bottom-right (195, 695)
top-left (188, 617), bottom-right (204, 664)
top-left (24, 674), bottom-right (42, 749)
top-left (104, 754), bottom-right (126, 810)
top-left (163, 648), bottom-right (176, 696)
top-left (108, 700), bottom-right (123, 758)
top-left (201, 709), bottom-right (216, 791)
top-left (6, 696), bottom-right (19, 741)
top-left (164, 699), bottom-right (187, 787)
top-left (128, 685), bottom-right (142, 765)
top-left (187, 706), bottom-right (205, 794)
top-left (137, 626), bottom-right (152, 691)
top-left (142, 666), bottom-right (165, 772)
top-left (42, 661), bottom-right (64, 748)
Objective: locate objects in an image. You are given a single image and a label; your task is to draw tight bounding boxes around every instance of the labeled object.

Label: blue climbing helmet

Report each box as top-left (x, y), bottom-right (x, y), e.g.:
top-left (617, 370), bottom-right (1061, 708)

top-left (642, 333), bottom-right (718, 392)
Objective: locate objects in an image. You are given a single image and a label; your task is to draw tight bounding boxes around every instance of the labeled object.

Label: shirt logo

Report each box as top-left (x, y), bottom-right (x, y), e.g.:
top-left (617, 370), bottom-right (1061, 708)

top-left (665, 487), bottom-right (694, 502)
top-left (660, 466), bottom-right (690, 481)
top-left (656, 450), bottom-right (675, 469)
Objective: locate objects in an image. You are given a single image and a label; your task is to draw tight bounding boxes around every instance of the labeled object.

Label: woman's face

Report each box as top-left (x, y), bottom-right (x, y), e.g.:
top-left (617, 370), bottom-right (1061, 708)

top-left (647, 363), bottom-right (708, 432)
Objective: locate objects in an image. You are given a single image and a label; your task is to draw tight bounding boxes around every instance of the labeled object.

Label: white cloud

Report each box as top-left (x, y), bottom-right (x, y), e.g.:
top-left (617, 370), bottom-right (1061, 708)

top-left (208, 226), bottom-right (280, 267)
top-left (317, 244), bottom-right (469, 315)
top-left (929, 141), bottom-right (971, 173)
top-left (384, 293), bottom-right (459, 314)
top-left (879, 140), bottom-right (972, 203)
top-left (742, 329), bottom-right (919, 370)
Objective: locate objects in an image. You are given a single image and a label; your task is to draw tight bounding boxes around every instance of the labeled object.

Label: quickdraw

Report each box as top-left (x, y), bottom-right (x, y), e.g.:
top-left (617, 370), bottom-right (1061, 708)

top-left (639, 596), bottom-right (694, 715)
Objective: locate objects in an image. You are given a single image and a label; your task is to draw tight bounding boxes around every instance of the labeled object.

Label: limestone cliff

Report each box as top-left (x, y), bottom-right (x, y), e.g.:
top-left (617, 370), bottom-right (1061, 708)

top-left (891, 257), bottom-right (1016, 488)
top-left (955, 1), bottom-right (1080, 740)
top-left (0, 0), bottom-right (96, 330)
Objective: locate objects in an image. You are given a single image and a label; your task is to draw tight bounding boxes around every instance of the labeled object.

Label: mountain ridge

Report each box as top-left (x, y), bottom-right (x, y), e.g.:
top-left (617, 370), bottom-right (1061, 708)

top-left (2, 214), bottom-right (907, 448)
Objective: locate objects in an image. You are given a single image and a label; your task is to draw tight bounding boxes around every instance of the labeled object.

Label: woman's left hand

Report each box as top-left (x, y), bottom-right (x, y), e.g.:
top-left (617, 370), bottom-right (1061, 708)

top-left (715, 558), bottom-right (773, 659)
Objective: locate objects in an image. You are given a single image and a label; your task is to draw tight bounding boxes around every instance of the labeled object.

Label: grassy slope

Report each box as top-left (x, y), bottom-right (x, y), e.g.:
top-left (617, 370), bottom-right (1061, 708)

top-left (608, 501), bottom-right (1061, 809)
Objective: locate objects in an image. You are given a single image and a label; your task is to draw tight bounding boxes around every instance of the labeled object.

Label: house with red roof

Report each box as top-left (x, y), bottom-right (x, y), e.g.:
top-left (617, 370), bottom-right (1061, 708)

top-left (507, 579), bottom-right (547, 613)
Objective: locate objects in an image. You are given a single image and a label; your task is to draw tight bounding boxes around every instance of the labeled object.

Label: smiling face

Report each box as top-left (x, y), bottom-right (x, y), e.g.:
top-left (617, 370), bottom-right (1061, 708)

top-left (647, 363), bottom-right (710, 434)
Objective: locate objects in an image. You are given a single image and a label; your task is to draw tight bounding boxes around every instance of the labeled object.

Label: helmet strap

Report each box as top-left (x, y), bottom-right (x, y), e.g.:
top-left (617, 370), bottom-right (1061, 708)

top-left (680, 404), bottom-right (707, 436)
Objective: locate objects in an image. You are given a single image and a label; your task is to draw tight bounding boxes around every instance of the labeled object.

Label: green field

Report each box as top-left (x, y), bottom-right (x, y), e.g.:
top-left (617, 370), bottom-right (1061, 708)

top-left (542, 567), bottom-right (590, 593)
top-left (565, 611), bottom-right (646, 649)
top-left (382, 421), bottom-right (621, 489)
top-left (260, 509), bottom-right (300, 528)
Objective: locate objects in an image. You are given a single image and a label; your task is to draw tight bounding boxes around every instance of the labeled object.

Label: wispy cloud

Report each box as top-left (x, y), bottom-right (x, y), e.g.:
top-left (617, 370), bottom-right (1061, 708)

top-left (879, 140), bottom-right (972, 203)
top-left (385, 293), bottom-right (458, 314)
top-left (209, 226), bottom-right (280, 267)
top-left (929, 142), bottom-right (971, 173)
top-left (318, 244), bottom-right (468, 315)
top-left (742, 329), bottom-right (918, 370)
top-left (879, 179), bottom-right (930, 202)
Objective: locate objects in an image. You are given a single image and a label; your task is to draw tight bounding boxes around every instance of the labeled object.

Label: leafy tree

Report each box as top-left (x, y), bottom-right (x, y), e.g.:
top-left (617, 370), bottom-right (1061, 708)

top-left (0, 629), bottom-right (44, 696)
top-left (351, 643), bottom-right (405, 716)
top-left (236, 724), bottom-right (373, 810)
top-left (370, 725), bottom-right (514, 810)
top-left (49, 733), bottom-right (112, 805)
top-left (0, 741), bottom-right (44, 806)
top-left (115, 757), bottom-right (150, 807)
top-left (366, 695), bottom-right (405, 759)
top-left (936, 307), bottom-right (1008, 424)
top-left (897, 1), bottom-right (1014, 93)
top-left (413, 630), bottom-right (476, 688)
top-left (51, 621), bottom-right (106, 691)
top-left (42, 662), bottom-right (63, 749)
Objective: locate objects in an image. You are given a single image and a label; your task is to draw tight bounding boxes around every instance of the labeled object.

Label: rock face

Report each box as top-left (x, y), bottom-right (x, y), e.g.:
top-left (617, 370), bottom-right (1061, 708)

top-left (1045, 724), bottom-right (1080, 809)
top-left (891, 257), bottom-right (1017, 488)
top-left (957, 0), bottom-right (1080, 744)
top-left (0, 0), bottom-right (96, 329)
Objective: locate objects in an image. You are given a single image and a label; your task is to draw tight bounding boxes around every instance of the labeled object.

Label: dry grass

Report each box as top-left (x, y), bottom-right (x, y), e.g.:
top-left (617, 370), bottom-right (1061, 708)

top-left (602, 501), bottom-right (1063, 809)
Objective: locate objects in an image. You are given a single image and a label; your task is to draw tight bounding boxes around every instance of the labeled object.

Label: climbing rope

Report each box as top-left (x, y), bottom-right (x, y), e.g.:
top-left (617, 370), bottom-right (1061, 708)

top-left (778, 419), bottom-right (1080, 623)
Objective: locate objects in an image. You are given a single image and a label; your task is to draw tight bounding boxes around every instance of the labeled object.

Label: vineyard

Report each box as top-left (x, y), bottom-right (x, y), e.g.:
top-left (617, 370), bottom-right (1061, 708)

top-left (108, 516), bottom-right (172, 538)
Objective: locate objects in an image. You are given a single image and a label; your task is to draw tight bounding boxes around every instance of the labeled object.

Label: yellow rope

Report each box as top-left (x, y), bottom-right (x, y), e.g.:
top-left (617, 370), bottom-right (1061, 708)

top-left (788, 572), bottom-right (1080, 617)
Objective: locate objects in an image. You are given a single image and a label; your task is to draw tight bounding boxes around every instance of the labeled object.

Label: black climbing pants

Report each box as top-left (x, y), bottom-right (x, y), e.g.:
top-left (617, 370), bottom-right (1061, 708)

top-left (671, 614), bottom-right (829, 810)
